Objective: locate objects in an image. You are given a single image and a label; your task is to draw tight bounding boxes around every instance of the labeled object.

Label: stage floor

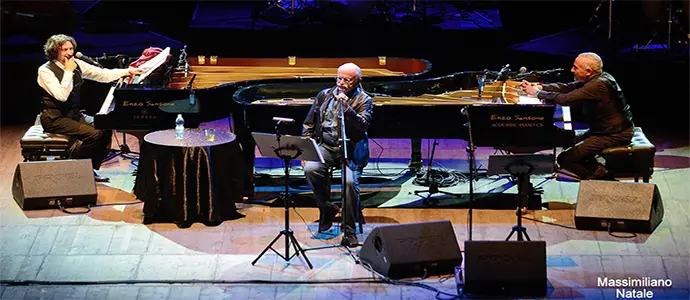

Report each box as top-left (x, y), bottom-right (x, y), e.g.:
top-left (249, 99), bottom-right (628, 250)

top-left (1, 121), bottom-right (688, 299)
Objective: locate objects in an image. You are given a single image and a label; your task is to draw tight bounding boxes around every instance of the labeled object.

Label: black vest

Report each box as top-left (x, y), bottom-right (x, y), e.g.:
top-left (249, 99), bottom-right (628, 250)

top-left (41, 61), bottom-right (83, 119)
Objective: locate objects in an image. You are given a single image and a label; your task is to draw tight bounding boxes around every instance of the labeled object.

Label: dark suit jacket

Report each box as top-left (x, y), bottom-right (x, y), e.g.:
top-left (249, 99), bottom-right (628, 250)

top-left (537, 72), bottom-right (634, 135)
top-left (302, 86), bottom-right (373, 171)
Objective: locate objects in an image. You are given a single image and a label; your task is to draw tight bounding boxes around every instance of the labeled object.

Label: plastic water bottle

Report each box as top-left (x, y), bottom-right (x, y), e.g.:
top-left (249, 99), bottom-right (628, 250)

top-left (175, 114), bottom-right (184, 139)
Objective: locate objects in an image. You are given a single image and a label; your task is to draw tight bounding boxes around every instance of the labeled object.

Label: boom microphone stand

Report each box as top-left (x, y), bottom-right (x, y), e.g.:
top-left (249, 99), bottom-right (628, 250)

top-left (413, 138), bottom-right (460, 205)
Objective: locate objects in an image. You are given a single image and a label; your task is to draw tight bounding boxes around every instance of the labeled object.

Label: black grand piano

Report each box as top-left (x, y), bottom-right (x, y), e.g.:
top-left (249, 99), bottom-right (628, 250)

top-left (234, 69), bottom-right (576, 146)
top-left (229, 67), bottom-right (577, 196)
top-left (92, 49), bottom-right (433, 197)
top-left (93, 49), bottom-right (432, 138)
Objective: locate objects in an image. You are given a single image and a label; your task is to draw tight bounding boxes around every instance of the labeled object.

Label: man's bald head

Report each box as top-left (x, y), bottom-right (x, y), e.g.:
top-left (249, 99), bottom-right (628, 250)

top-left (576, 52), bottom-right (603, 74)
top-left (336, 63), bottom-right (362, 93)
top-left (571, 52), bottom-right (603, 82)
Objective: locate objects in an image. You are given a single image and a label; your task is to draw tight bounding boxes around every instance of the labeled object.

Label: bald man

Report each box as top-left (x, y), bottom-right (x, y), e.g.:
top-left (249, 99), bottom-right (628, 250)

top-left (521, 52), bottom-right (635, 181)
top-left (302, 63), bottom-right (373, 247)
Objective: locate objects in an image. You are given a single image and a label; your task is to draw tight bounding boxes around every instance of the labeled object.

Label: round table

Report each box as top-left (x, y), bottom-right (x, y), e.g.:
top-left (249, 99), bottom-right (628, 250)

top-left (134, 128), bottom-right (245, 228)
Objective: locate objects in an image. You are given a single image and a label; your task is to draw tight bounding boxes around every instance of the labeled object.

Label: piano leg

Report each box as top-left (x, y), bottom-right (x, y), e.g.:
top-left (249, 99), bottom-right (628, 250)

top-left (409, 138), bottom-right (423, 171)
top-left (230, 110), bottom-right (257, 199)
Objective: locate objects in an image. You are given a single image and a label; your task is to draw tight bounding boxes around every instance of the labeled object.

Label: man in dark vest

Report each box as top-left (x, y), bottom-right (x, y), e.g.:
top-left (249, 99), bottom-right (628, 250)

top-left (37, 34), bottom-right (143, 182)
top-left (302, 63), bottom-right (373, 247)
top-left (521, 52), bottom-right (635, 181)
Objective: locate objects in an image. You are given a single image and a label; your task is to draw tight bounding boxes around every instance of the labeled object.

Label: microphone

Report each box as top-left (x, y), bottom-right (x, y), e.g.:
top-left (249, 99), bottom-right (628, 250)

top-left (75, 52), bottom-right (102, 67)
top-left (496, 64), bottom-right (510, 80)
top-left (272, 117), bottom-right (295, 124)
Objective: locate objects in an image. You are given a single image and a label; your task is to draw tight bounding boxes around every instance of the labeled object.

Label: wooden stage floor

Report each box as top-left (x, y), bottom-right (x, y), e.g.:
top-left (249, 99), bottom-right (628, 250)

top-left (1, 122), bottom-right (688, 299)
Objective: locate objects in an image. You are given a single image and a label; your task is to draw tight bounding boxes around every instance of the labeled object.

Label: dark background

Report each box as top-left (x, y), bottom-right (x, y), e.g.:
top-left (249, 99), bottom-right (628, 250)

top-left (2, 0), bottom-right (688, 133)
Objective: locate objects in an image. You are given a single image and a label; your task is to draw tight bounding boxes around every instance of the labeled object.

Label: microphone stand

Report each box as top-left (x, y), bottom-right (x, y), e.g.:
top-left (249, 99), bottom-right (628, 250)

top-left (304, 90), bottom-right (359, 262)
top-left (338, 94), bottom-right (359, 256)
top-left (462, 106), bottom-right (476, 241)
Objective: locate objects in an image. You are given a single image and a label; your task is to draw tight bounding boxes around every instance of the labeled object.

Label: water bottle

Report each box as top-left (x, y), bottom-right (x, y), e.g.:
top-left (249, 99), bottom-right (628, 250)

top-left (175, 114), bottom-right (184, 139)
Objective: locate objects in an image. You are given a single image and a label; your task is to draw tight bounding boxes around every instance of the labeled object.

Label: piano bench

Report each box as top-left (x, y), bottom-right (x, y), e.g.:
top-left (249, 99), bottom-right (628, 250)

top-left (20, 124), bottom-right (76, 162)
top-left (599, 127), bottom-right (655, 183)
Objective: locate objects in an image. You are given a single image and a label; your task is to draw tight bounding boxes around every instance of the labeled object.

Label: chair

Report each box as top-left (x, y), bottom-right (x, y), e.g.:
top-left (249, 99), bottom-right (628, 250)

top-left (20, 114), bottom-right (76, 162)
top-left (325, 167), bottom-right (365, 234)
top-left (599, 127), bottom-right (656, 183)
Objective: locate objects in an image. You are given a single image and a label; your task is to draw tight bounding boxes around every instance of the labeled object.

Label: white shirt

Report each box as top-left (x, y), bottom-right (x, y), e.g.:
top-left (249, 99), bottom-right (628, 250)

top-left (37, 59), bottom-right (131, 102)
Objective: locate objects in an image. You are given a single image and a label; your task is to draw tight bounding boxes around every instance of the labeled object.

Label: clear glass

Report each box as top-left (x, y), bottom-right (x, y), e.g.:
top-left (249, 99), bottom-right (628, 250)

top-left (204, 128), bottom-right (216, 142)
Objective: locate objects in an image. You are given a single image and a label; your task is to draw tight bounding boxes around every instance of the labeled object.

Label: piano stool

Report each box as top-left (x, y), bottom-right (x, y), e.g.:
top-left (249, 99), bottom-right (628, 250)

top-left (20, 115), bottom-right (76, 162)
top-left (599, 127), bottom-right (656, 183)
top-left (325, 167), bottom-right (365, 234)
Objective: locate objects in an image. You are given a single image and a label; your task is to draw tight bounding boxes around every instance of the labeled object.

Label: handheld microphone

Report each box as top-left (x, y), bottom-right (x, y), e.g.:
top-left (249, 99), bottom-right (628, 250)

top-left (272, 117), bottom-right (295, 124)
top-left (75, 52), bottom-right (102, 67)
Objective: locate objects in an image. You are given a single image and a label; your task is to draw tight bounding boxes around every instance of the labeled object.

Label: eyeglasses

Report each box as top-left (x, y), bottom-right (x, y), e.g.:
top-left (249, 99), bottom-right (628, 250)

top-left (335, 76), bottom-right (355, 84)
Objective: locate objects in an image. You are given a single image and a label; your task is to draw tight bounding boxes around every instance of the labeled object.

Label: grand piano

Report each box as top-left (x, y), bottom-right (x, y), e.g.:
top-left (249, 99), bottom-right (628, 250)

top-left (234, 68), bottom-right (575, 145)
top-left (231, 67), bottom-right (576, 195)
top-left (93, 50), bottom-right (432, 137)
top-left (92, 48), bottom-right (432, 196)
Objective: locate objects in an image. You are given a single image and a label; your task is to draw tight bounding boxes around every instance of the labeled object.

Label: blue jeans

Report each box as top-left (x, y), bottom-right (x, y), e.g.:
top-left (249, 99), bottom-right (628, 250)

top-left (304, 144), bottom-right (361, 234)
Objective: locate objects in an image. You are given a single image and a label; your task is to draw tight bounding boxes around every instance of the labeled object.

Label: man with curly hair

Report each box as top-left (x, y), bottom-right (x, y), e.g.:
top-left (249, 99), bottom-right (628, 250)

top-left (38, 34), bottom-right (143, 182)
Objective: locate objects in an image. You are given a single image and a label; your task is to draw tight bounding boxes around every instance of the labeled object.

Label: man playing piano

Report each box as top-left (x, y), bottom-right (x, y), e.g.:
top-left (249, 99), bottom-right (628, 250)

top-left (521, 52), bottom-right (634, 181)
top-left (301, 63), bottom-right (373, 247)
top-left (37, 34), bottom-right (143, 182)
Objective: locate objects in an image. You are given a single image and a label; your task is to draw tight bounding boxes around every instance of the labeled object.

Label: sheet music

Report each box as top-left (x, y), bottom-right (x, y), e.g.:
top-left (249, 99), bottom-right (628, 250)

top-left (97, 78), bottom-right (124, 115)
top-left (517, 96), bottom-right (542, 105)
top-left (132, 47), bottom-right (171, 84)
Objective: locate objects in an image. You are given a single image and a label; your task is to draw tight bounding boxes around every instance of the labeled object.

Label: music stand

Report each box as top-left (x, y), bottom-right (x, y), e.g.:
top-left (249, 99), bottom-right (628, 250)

top-left (250, 131), bottom-right (324, 269)
top-left (487, 154), bottom-right (554, 241)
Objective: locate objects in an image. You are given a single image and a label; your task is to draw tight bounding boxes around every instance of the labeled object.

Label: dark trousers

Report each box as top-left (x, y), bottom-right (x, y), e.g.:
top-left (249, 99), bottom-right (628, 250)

top-left (40, 113), bottom-right (112, 170)
top-left (558, 128), bottom-right (633, 179)
top-left (304, 144), bottom-right (361, 235)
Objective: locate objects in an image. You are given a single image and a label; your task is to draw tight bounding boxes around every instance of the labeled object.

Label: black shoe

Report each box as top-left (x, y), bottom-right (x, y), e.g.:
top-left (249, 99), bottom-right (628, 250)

top-left (318, 203), bottom-right (340, 232)
top-left (590, 166), bottom-right (617, 181)
top-left (93, 171), bottom-right (109, 182)
top-left (340, 234), bottom-right (359, 248)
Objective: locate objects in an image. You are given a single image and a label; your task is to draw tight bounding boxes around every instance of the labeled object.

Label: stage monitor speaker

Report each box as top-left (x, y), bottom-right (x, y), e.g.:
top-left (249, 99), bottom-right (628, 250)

top-left (463, 240), bottom-right (547, 298)
top-left (12, 159), bottom-right (97, 210)
top-left (575, 180), bottom-right (663, 234)
top-left (359, 220), bottom-right (463, 279)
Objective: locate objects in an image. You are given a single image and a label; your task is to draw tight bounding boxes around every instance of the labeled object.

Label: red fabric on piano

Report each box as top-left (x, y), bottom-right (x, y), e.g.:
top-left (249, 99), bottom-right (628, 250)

top-left (129, 47), bottom-right (172, 68)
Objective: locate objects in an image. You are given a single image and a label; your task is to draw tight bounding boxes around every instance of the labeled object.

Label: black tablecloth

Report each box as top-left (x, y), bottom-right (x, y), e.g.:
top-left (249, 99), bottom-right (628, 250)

top-left (134, 128), bottom-right (245, 228)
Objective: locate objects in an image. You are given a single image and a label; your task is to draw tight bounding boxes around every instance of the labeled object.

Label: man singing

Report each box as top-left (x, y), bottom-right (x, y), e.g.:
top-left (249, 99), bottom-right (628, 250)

top-left (302, 63), bottom-right (373, 247)
top-left (521, 52), bottom-right (634, 181)
top-left (37, 34), bottom-right (143, 182)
